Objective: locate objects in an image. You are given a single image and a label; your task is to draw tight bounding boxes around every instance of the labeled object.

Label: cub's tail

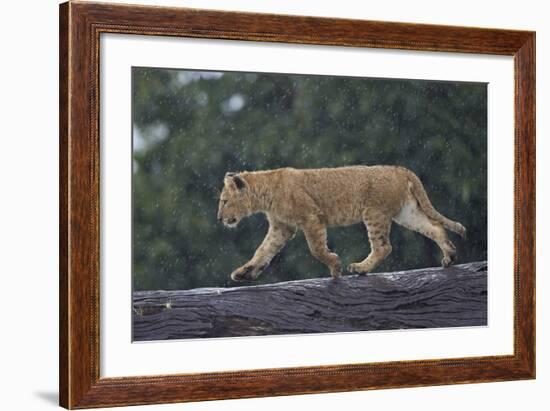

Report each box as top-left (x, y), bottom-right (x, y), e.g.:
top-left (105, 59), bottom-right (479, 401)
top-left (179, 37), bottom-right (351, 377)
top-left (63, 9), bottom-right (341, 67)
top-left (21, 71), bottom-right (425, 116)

top-left (406, 170), bottom-right (467, 239)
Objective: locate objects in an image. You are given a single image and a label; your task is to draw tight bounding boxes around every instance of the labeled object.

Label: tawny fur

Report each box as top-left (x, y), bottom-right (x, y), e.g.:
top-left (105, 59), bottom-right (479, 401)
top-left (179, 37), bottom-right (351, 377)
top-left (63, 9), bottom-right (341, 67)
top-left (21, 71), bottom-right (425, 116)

top-left (217, 166), bottom-right (466, 281)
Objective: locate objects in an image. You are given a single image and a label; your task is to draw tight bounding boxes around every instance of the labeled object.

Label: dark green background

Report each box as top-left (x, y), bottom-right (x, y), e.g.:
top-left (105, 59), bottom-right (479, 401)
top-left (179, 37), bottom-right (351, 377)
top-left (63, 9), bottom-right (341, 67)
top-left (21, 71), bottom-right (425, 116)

top-left (132, 67), bottom-right (487, 291)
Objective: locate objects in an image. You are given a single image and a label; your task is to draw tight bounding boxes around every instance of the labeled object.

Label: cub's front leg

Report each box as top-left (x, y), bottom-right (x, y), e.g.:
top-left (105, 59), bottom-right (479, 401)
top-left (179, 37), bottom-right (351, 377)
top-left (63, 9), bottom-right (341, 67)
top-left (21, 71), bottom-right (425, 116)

top-left (302, 218), bottom-right (342, 279)
top-left (231, 218), bottom-right (295, 281)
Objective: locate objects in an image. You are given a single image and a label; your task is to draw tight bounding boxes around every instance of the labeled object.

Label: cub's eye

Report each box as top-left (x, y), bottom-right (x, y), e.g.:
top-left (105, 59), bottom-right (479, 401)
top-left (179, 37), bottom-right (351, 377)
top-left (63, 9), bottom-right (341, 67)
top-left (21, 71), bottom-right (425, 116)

top-left (222, 200), bottom-right (228, 207)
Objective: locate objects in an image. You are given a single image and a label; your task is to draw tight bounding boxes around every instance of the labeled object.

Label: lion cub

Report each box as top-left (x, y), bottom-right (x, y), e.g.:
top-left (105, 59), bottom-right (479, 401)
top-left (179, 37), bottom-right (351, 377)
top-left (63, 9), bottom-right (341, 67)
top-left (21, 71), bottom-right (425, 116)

top-left (217, 166), bottom-right (466, 281)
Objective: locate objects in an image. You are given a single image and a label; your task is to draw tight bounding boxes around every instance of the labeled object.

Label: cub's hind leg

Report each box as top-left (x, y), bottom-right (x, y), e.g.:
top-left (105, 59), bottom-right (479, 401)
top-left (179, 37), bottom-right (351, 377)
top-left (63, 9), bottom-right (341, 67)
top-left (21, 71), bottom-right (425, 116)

top-left (348, 211), bottom-right (393, 275)
top-left (394, 199), bottom-right (457, 267)
top-left (302, 218), bottom-right (342, 279)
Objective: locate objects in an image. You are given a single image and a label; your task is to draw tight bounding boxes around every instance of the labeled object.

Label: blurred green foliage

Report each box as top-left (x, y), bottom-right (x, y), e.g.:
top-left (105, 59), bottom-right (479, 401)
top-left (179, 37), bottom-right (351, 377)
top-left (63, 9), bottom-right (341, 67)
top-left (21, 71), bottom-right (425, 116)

top-left (132, 67), bottom-right (487, 291)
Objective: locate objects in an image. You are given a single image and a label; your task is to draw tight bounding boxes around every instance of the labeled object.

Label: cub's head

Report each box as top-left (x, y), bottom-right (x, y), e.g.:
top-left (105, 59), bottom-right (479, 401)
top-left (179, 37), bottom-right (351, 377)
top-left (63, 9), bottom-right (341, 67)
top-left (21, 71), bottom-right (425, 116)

top-left (217, 172), bottom-right (251, 228)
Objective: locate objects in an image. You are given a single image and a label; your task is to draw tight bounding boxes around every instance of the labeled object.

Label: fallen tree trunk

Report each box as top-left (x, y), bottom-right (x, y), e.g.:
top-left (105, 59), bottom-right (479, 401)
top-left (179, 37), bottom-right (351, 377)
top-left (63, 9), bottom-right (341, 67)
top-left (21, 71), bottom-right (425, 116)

top-left (132, 261), bottom-right (487, 341)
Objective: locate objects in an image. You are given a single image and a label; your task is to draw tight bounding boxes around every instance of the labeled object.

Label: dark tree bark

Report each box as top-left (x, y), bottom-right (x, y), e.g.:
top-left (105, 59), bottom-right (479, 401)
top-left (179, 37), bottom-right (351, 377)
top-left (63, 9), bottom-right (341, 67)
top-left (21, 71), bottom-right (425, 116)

top-left (132, 261), bottom-right (487, 341)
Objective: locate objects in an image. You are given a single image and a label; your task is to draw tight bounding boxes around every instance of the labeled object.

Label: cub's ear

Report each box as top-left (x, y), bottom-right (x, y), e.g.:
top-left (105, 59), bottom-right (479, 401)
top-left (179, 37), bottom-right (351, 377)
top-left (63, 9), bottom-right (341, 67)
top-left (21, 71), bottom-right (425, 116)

top-left (224, 172), bottom-right (247, 191)
top-left (232, 175), bottom-right (247, 190)
top-left (223, 172), bottom-right (236, 186)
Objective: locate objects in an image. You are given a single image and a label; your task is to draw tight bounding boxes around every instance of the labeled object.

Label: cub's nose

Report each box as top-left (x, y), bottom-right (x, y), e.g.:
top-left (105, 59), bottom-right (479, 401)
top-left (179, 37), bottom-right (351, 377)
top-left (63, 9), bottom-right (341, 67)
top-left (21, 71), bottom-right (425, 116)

top-left (217, 216), bottom-right (222, 223)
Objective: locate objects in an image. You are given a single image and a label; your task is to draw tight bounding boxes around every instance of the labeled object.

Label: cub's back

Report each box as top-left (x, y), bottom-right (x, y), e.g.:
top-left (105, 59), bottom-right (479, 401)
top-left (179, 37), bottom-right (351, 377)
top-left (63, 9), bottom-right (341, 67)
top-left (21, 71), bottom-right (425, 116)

top-left (285, 165), bottom-right (409, 195)
top-left (276, 166), bottom-right (410, 225)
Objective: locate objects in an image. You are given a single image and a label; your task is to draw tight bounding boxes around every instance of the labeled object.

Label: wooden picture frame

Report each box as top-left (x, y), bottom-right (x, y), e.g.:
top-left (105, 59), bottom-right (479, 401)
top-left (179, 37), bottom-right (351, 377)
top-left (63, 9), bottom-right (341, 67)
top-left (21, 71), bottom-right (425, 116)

top-left (59, 1), bottom-right (535, 408)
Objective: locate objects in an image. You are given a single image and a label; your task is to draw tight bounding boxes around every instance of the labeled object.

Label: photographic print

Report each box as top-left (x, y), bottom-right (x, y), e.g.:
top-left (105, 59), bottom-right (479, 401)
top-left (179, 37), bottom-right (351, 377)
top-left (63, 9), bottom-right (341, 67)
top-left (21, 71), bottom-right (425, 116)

top-left (131, 67), bottom-right (487, 342)
top-left (60, 4), bottom-right (535, 406)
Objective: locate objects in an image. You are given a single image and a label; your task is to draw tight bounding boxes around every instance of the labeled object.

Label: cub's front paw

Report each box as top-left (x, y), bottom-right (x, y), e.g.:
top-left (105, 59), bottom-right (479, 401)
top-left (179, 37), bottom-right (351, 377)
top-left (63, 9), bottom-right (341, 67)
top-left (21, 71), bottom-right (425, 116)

top-left (230, 265), bottom-right (257, 282)
top-left (330, 260), bottom-right (343, 279)
top-left (347, 262), bottom-right (368, 275)
top-left (441, 254), bottom-right (457, 268)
